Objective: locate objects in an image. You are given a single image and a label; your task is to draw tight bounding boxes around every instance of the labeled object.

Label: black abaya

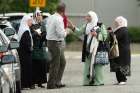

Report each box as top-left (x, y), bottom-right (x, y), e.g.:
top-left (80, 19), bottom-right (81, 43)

top-left (110, 27), bottom-right (131, 76)
top-left (18, 31), bottom-right (33, 88)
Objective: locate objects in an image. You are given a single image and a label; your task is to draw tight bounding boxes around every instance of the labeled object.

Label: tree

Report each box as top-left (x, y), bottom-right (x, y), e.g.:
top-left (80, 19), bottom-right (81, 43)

top-left (29, 0), bottom-right (59, 14)
top-left (0, 0), bottom-right (59, 14)
top-left (45, 0), bottom-right (59, 13)
top-left (0, 0), bottom-right (14, 14)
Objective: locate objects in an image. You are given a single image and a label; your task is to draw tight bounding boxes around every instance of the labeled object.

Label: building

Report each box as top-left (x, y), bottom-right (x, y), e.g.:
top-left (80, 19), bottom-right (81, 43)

top-left (61, 0), bottom-right (140, 27)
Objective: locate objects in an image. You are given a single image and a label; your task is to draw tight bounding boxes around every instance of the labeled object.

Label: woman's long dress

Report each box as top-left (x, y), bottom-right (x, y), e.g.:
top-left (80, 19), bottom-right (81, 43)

top-left (31, 24), bottom-right (47, 85)
top-left (18, 31), bottom-right (33, 88)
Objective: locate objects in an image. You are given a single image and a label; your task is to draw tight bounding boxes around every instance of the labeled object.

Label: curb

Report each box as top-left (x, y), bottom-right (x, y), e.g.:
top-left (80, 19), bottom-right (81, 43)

top-left (65, 52), bottom-right (140, 59)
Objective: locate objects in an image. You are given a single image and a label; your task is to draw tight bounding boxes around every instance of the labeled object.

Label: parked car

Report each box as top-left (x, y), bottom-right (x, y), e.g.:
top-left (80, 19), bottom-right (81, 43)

top-left (0, 27), bottom-right (21, 93)
top-left (0, 17), bottom-right (18, 40)
top-left (0, 12), bottom-right (50, 33)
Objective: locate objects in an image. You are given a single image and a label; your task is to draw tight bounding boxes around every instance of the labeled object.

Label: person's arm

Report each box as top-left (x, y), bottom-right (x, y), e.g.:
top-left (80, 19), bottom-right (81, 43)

top-left (30, 24), bottom-right (41, 37)
top-left (100, 24), bottom-right (108, 41)
top-left (67, 19), bottom-right (85, 34)
top-left (55, 18), bottom-right (67, 38)
top-left (73, 25), bottom-right (86, 36)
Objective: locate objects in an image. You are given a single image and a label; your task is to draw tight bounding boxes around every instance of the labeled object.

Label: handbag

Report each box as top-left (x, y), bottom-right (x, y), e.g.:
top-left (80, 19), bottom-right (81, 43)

top-left (94, 25), bottom-right (109, 65)
top-left (95, 51), bottom-right (110, 65)
top-left (109, 35), bottom-right (119, 59)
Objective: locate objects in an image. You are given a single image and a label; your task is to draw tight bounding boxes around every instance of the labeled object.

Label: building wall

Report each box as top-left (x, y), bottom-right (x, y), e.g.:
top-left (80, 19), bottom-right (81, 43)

top-left (61, 0), bottom-right (94, 26)
top-left (61, 0), bottom-right (139, 27)
top-left (94, 0), bottom-right (138, 27)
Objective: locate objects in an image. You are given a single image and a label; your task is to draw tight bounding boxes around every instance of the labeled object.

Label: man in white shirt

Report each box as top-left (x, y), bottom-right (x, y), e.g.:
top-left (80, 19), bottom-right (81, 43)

top-left (46, 3), bottom-right (67, 89)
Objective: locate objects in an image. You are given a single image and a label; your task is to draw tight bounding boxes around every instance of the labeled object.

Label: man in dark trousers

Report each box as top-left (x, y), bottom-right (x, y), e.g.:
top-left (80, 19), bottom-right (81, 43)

top-left (46, 3), bottom-right (67, 89)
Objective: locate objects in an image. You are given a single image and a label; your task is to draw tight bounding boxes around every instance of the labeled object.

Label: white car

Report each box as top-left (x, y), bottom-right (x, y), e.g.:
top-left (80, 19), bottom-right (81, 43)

top-left (0, 18), bottom-right (21, 93)
top-left (0, 12), bottom-right (50, 31)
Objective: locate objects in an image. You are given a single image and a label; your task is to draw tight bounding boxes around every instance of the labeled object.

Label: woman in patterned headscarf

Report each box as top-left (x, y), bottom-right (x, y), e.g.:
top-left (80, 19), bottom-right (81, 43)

top-left (31, 9), bottom-right (48, 88)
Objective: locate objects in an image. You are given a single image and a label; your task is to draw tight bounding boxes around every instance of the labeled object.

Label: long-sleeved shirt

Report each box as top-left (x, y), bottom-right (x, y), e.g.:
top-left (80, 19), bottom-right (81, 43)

top-left (46, 13), bottom-right (66, 41)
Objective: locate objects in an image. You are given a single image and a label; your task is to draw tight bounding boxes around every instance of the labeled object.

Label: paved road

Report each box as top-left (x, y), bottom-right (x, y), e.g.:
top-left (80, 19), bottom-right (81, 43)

top-left (22, 52), bottom-right (140, 93)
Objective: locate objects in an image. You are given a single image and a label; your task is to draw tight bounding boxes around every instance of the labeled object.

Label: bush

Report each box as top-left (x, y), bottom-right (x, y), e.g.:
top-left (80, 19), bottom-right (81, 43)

top-left (66, 27), bottom-right (140, 43)
top-left (66, 33), bottom-right (78, 44)
top-left (0, 0), bottom-right (59, 13)
top-left (128, 27), bottom-right (140, 43)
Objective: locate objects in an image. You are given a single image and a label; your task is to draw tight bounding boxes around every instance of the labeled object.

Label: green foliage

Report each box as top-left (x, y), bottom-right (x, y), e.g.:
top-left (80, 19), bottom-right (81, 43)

top-left (29, 0), bottom-right (59, 13)
top-left (45, 0), bottom-right (59, 14)
top-left (128, 27), bottom-right (140, 43)
top-left (0, 0), bottom-right (14, 13)
top-left (66, 27), bottom-right (140, 43)
top-left (66, 33), bottom-right (78, 44)
top-left (0, 0), bottom-right (59, 13)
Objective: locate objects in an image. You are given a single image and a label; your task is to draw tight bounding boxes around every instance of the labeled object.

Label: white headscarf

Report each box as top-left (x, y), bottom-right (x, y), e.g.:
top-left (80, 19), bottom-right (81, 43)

top-left (34, 9), bottom-right (42, 17)
top-left (114, 16), bottom-right (128, 31)
top-left (18, 14), bottom-right (33, 46)
top-left (86, 11), bottom-right (98, 45)
top-left (33, 9), bottom-right (42, 24)
top-left (85, 11), bottom-right (99, 80)
top-left (86, 11), bottom-right (98, 35)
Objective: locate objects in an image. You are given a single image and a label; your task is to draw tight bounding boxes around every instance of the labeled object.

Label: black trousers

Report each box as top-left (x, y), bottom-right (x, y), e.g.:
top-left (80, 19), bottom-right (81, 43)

top-left (116, 70), bottom-right (127, 83)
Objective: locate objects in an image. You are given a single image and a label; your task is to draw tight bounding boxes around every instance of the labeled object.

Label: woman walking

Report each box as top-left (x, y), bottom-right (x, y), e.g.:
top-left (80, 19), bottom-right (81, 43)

top-left (18, 15), bottom-right (34, 89)
top-left (109, 16), bottom-right (131, 85)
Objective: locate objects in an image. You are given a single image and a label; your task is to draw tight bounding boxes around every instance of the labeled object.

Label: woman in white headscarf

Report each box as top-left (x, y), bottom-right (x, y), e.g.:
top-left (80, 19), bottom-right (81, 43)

top-left (18, 15), bottom-right (34, 89)
top-left (109, 16), bottom-right (131, 85)
top-left (70, 11), bottom-right (108, 86)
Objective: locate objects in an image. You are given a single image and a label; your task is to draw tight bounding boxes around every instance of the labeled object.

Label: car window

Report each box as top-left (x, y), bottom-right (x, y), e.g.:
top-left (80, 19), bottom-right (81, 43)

top-left (0, 25), bottom-right (8, 29)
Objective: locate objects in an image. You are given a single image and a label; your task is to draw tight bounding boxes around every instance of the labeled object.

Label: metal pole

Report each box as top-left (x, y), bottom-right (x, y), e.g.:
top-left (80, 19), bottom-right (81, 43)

top-left (2, 7), bottom-right (5, 17)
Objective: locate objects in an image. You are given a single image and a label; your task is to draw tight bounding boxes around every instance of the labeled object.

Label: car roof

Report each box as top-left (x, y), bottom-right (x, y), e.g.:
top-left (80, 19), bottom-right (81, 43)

top-left (0, 12), bottom-right (51, 17)
top-left (28, 12), bottom-right (51, 17)
top-left (0, 16), bottom-right (9, 19)
top-left (0, 13), bottom-right (26, 17)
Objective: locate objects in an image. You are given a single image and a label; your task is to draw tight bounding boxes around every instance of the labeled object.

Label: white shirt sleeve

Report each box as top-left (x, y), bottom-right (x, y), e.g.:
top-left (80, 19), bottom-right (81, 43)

top-left (55, 18), bottom-right (67, 38)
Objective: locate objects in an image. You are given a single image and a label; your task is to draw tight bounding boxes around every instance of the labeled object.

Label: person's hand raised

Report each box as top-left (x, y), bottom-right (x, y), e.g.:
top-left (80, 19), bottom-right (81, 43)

top-left (67, 19), bottom-right (75, 31)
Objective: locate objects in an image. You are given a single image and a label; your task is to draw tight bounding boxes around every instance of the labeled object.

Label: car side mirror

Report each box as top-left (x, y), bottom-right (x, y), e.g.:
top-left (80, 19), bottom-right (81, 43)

top-left (1, 55), bottom-right (16, 64)
top-left (9, 41), bottom-right (19, 49)
top-left (4, 28), bottom-right (15, 36)
top-left (0, 45), bottom-right (8, 53)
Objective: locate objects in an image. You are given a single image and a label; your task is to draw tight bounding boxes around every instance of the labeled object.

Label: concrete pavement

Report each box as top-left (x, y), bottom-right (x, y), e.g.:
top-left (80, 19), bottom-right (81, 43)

top-left (22, 52), bottom-right (140, 93)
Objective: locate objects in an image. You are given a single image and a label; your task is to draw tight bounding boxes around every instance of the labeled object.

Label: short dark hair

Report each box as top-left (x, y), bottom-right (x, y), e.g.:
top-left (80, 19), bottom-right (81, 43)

top-left (56, 2), bottom-right (66, 13)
